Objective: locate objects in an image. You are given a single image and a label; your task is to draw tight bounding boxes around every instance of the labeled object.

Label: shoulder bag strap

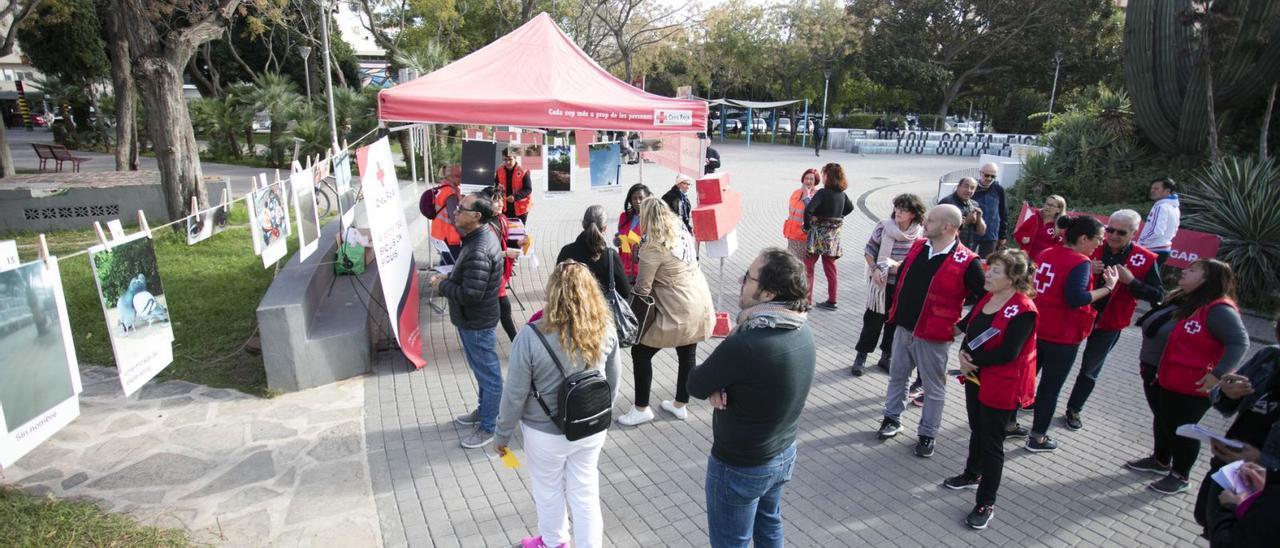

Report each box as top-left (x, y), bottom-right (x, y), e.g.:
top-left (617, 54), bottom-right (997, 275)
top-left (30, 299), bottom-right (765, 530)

top-left (528, 324), bottom-right (568, 427)
top-left (606, 247), bottom-right (616, 292)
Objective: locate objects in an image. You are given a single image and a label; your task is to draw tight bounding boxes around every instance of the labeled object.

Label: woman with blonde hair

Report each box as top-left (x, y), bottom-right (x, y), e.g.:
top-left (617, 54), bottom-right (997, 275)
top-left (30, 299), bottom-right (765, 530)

top-left (617, 196), bottom-right (716, 426)
top-left (1013, 194), bottom-right (1066, 262)
top-left (494, 261), bottom-right (622, 548)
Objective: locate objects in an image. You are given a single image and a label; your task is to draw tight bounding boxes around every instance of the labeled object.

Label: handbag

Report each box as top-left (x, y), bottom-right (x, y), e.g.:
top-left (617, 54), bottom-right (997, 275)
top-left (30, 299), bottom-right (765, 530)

top-left (626, 292), bottom-right (657, 347)
top-left (605, 248), bottom-right (640, 347)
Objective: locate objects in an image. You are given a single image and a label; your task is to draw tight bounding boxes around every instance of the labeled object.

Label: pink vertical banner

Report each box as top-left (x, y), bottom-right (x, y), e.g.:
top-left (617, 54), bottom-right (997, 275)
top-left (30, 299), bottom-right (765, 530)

top-left (574, 130), bottom-right (593, 168)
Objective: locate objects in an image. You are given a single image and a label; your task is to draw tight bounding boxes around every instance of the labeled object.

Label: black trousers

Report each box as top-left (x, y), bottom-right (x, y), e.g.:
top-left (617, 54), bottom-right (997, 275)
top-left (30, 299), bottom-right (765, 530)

top-left (855, 285), bottom-right (895, 355)
top-left (1031, 340), bottom-right (1083, 436)
top-left (964, 381), bottom-right (1016, 507)
top-left (1064, 329), bottom-right (1122, 414)
top-left (631, 343), bottom-right (697, 407)
top-left (1141, 363), bottom-right (1213, 478)
top-left (498, 295), bottom-right (516, 341)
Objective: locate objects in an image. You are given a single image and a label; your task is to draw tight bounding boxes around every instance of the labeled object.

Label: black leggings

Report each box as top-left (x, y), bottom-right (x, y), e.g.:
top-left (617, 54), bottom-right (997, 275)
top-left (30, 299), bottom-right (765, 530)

top-left (498, 295), bottom-right (516, 341)
top-left (631, 343), bottom-right (697, 408)
top-left (965, 382), bottom-right (1016, 507)
top-left (1142, 363), bottom-right (1212, 478)
top-left (855, 286), bottom-right (895, 355)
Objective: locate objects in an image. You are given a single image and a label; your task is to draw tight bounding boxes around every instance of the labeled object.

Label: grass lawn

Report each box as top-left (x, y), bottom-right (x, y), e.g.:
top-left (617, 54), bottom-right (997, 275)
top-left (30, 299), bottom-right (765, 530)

top-left (1, 205), bottom-right (296, 397)
top-left (0, 486), bottom-right (188, 547)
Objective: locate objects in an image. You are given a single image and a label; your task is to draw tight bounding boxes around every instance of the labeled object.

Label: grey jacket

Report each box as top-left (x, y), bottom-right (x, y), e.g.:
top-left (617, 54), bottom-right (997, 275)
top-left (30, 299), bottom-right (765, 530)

top-left (493, 321), bottom-right (621, 447)
top-left (438, 225), bottom-right (503, 330)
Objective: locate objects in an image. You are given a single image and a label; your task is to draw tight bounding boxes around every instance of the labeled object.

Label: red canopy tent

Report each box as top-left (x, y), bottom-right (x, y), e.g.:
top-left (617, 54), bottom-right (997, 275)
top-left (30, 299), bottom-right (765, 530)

top-left (377, 13), bottom-right (707, 132)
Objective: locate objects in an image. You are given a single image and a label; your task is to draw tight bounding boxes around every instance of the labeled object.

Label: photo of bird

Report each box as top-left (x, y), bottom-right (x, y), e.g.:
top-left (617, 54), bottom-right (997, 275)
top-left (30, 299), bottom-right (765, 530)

top-left (117, 274), bottom-right (169, 334)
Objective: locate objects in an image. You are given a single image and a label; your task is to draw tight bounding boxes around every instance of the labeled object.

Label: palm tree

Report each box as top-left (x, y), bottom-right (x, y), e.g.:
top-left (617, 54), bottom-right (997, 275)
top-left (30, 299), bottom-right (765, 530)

top-left (250, 73), bottom-right (302, 167)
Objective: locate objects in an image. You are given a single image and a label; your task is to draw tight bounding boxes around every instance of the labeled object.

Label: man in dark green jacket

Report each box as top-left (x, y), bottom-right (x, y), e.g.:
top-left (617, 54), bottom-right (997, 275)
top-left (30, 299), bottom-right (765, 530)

top-left (688, 248), bottom-right (816, 548)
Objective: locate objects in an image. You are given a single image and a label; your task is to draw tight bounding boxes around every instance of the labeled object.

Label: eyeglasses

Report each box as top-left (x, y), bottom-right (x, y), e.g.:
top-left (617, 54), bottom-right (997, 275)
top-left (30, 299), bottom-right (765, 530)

top-left (740, 272), bottom-right (757, 285)
top-left (980, 173), bottom-right (996, 179)
top-left (457, 206), bottom-right (478, 213)
top-left (1105, 227), bottom-right (1129, 236)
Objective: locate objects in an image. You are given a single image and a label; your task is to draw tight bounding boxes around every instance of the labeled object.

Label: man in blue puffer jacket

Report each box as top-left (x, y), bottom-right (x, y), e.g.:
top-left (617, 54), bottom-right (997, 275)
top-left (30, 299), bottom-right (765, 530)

top-left (972, 162), bottom-right (1008, 257)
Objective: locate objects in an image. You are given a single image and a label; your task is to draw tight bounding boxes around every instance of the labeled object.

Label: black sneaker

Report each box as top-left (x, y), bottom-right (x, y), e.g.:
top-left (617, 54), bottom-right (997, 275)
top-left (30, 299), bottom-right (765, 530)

top-left (877, 418), bottom-right (902, 439)
top-left (875, 353), bottom-right (892, 373)
top-left (1003, 423), bottom-right (1029, 440)
top-left (1063, 410), bottom-right (1083, 431)
top-left (1126, 456), bottom-right (1172, 475)
top-left (1025, 435), bottom-right (1058, 453)
top-left (815, 300), bottom-right (838, 310)
top-left (914, 436), bottom-right (935, 458)
top-left (943, 472), bottom-right (981, 490)
top-left (851, 353), bottom-right (867, 377)
top-left (965, 505), bottom-right (994, 530)
top-left (1149, 473), bottom-right (1190, 495)
top-left (911, 393), bottom-right (925, 407)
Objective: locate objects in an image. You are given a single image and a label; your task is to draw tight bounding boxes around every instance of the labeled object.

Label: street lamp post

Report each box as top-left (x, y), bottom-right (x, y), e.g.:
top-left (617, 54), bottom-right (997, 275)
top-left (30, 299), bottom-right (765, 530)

top-left (1048, 50), bottom-right (1064, 115)
top-left (298, 45), bottom-right (312, 99)
top-left (319, 0), bottom-right (339, 149)
top-left (821, 68), bottom-right (832, 127)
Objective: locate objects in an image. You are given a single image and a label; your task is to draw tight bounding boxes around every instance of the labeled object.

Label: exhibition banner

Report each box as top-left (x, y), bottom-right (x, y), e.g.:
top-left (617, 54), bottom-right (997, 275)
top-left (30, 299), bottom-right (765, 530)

top-left (357, 137), bottom-right (427, 369)
top-left (0, 258), bottom-right (81, 468)
top-left (88, 233), bottom-right (175, 396)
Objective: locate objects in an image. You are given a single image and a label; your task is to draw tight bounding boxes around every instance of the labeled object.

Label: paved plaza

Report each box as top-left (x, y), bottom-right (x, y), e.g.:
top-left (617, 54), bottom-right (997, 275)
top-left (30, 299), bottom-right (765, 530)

top-left (2, 140), bottom-right (1260, 546)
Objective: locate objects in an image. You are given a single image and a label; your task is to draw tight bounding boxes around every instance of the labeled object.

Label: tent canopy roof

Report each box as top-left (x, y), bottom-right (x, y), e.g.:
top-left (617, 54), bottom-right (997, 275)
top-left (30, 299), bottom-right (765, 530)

top-left (378, 13), bottom-right (707, 132)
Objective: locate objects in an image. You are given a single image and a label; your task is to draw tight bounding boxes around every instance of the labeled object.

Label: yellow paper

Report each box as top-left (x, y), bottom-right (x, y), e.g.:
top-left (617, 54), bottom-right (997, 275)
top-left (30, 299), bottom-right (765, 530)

top-left (965, 372), bottom-right (981, 386)
top-left (500, 449), bottom-right (521, 469)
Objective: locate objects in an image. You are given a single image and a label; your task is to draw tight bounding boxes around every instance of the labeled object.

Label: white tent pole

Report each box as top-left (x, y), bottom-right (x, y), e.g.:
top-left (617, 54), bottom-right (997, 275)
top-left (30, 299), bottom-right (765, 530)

top-left (409, 127), bottom-right (418, 183)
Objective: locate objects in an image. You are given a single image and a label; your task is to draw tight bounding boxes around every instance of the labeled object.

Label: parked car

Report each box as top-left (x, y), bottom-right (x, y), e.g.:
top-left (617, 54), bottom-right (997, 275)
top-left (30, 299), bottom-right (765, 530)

top-left (775, 118), bottom-right (791, 132)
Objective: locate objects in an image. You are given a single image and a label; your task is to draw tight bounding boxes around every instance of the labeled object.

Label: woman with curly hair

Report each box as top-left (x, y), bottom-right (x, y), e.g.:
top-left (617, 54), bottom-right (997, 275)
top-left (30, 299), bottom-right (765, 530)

top-left (802, 162), bottom-right (855, 309)
top-left (494, 261), bottom-right (622, 548)
top-left (851, 193), bottom-right (925, 376)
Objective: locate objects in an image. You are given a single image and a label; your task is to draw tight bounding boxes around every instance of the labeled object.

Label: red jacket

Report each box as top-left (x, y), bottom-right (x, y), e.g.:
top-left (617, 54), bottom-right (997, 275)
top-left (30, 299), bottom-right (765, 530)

top-left (1033, 245), bottom-right (1095, 345)
top-left (969, 292), bottom-right (1039, 411)
top-left (889, 239), bottom-right (979, 343)
top-left (1092, 244), bottom-right (1158, 332)
top-left (1014, 209), bottom-right (1062, 263)
top-left (496, 165), bottom-right (532, 216)
top-left (1158, 298), bottom-right (1238, 397)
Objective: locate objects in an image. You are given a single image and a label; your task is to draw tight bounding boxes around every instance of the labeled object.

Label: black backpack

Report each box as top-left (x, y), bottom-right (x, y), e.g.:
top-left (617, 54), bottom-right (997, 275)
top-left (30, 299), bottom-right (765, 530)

top-left (529, 325), bottom-right (613, 441)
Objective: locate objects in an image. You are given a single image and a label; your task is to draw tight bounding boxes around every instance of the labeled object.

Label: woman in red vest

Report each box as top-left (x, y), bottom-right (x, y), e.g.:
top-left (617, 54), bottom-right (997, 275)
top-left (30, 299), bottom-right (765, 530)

top-left (481, 187), bottom-right (521, 341)
top-left (783, 168), bottom-right (819, 259)
top-left (943, 249), bottom-right (1039, 530)
top-left (1026, 216), bottom-right (1118, 453)
top-left (615, 184), bottom-right (652, 282)
top-left (1013, 195), bottom-right (1066, 262)
top-left (1127, 259), bottom-right (1250, 495)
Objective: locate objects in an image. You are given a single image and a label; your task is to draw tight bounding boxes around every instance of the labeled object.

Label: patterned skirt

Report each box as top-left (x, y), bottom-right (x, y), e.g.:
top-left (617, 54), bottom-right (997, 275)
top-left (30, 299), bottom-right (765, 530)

top-left (787, 238), bottom-right (809, 259)
top-left (807, 218), bottom-right (844, 257)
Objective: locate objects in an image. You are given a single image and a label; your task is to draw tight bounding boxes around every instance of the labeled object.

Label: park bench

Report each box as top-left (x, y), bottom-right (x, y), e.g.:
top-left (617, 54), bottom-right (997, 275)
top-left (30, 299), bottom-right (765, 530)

top-left (31, 143), bottom-right (91, 172)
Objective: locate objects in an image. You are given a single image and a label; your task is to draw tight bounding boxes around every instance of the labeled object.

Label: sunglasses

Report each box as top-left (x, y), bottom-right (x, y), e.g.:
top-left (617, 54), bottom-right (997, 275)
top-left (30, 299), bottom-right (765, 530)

top-left (1104, 227), bottom-right (1129, 236)
top-left (980, 173), bottom-right (996, 179)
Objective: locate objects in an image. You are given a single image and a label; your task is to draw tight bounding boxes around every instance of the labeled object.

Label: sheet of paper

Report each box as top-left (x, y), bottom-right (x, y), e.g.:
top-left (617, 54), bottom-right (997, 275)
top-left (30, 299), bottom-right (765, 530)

top-left (1211, 460), bottom-right (1246, 493)
top-left (1175, 423), bottom-right (1245, 449)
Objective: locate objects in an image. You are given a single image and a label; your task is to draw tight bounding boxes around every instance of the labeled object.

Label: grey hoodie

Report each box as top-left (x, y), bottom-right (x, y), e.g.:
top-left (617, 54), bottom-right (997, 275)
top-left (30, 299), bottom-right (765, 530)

top-left (494, 320), bottom-right (621, 447)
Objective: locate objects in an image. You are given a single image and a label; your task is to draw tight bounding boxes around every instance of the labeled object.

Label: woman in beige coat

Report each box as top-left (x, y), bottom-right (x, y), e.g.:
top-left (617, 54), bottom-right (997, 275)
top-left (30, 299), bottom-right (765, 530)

top-left (616, 197), bottom-right (715, 426)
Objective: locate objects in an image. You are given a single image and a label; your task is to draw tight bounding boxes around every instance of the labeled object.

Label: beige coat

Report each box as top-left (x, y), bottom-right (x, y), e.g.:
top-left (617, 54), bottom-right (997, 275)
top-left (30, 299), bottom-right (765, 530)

top-left (633, 238), bottom-right (715, 348)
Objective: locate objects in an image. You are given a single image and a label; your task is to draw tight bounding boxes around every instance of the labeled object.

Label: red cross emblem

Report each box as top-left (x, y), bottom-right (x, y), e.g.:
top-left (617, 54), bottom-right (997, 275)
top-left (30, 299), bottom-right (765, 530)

top-left (954, 249), bottom-right (969, 263)
top-left (1034, 262), bottom-right (1055, 294)
top-left (658, 112), bottom-right (667, 123)
top-left (1130, 254), bottom-right (1147, 268)
top-left (1185, 320), bottom-right (1202, 334)
top-left (1003, 304), bottom-right (1020, 318)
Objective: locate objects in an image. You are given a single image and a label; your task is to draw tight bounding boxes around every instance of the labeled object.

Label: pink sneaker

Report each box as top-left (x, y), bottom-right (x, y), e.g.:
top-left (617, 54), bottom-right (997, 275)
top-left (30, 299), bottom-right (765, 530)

top-left (520, 536), bottom-right (567, 548)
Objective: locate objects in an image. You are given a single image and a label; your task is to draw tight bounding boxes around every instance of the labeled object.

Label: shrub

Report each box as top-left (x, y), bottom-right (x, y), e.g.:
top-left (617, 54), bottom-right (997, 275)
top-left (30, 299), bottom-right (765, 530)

top-left (1181, 156), bottom-right (1280, 308)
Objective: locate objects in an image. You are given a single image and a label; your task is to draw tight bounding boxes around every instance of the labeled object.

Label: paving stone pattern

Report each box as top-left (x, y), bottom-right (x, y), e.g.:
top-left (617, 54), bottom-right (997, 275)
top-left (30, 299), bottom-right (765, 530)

top-left (367, 143), bottom-right (1249, 547)
top-left (2, 366), bottom-right (380, 546)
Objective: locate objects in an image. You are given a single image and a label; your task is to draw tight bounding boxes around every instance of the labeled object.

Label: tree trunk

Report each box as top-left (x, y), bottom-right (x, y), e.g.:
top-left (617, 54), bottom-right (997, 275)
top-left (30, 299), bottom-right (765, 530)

top-left (106, 4), bottom-right (138, 171)
top-left (135, 59), bottom-right (207, 221)
top-left (0, 125), bottom-right (13, 177)
top-left (1262, 81), bottom-right (1276, 162)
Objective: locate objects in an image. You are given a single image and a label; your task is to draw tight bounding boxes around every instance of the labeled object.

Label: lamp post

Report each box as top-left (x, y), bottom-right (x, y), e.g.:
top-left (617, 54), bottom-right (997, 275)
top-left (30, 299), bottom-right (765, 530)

top-left (821, 68), bottom-right (832, 127)
top-left (319, 0), bottom-right (339, 149)
top-left (298, 45), bottom-right (312, 99)
top-left (1048, 50), bottom-right (1064, 115)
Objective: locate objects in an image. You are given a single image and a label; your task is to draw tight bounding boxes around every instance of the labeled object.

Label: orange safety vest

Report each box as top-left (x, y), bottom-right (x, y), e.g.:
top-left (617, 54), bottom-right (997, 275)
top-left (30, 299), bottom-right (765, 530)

top-left (430, 185), bottom-right (461, 245)
top-left (783, 189), bottom-right (807, 241)
top-left (496, 165), bottom-right (532, 216)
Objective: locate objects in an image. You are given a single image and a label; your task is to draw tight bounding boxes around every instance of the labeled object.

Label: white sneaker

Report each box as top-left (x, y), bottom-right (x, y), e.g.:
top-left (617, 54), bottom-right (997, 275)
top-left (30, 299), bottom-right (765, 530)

top-left (661, 400), bottom-right (688, 420)
top-left (616, 406), bottom-right (655, 426)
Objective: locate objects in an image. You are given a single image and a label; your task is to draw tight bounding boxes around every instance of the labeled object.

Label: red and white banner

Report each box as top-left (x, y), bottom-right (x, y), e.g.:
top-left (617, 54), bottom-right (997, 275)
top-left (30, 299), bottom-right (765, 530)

top-left (357, 137), bottom-right (427, 369)
top-left (1047, 204), bottom-right (1220, 270)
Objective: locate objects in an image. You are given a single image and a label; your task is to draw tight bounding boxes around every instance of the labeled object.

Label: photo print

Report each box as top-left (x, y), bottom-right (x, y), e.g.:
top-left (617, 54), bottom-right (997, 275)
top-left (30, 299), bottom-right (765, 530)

top-left (185, 196), bottom-right (232, 246)
top-left (0, 258), bottom-right (81, 468)
top-left (291, 166), bottom-right (322, 261)
top-left (333, 151), bottom-right (359, 229)
top-left (589, 142), bottom-right (622, 188)
top-left (88, 233), bottom-right (174, 397)
top-left (546, 145), bottom-right (571, 192)
top-left (249, 181), bottom-right (292, 267)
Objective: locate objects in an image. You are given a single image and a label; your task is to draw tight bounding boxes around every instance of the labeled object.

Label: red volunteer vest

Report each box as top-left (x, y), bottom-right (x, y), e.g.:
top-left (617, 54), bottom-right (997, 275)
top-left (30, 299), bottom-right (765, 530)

top-left (1032, 245), bottom-right (1095, 344)
top-left (1093, 243), bottom-right (1157, 332)
top-left (430, 185), bottom-right (461, 245)
top-left (1015, 210), bottom-right (1062, 263)
top-left (968, 292), bottom-right (1039, 411)
top-left (489, 217), bottom-right (513, 297)
top-left (1158, 298), bottom-right (1238, 397)
top-left (888, 239), bottom-right (979, 343)
top-left (496, 165), bottom-right (532, 216)
top-left (783, 189), bottom-right (807, 241)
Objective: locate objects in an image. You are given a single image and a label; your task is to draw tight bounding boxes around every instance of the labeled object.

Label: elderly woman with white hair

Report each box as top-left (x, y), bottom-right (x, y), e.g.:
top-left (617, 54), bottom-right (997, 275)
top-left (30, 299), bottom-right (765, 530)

top-left (661, 174), bottom-right (696, 234)
top-left (1057, 209), bottom-right (1165, 431)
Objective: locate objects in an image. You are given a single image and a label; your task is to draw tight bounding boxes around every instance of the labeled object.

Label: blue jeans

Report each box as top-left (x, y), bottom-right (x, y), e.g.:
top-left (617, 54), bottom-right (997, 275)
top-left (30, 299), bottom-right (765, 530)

top-left (705, 443), bottom-right (796, 548)
top-left (458, 327), bottom-right (502, 432)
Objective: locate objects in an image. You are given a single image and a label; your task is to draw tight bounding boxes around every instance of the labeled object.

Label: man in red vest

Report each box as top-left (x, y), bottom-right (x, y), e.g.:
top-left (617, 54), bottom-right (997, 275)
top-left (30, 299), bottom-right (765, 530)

top-left (495, 148), bottom-right (533, 223)
top-left (1059, 209), bottom-right (1164, 430)
top-left (877, 204), bottom-right (987, 458)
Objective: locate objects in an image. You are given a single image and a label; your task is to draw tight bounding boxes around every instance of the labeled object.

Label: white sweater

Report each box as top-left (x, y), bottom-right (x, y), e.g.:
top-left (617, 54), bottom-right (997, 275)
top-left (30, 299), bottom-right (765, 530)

top-left (1138, 195), bottom-right (1180, 252)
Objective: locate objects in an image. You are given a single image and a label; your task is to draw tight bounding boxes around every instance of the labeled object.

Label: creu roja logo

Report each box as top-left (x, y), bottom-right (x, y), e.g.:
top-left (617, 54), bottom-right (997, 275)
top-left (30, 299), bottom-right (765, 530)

top-left (654, 109), bottom-right (693, 126)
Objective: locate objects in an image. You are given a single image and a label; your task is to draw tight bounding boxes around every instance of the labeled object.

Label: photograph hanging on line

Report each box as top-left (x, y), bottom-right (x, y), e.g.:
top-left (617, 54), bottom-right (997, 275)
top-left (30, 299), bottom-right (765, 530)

top-left (0, 258), bottom-right (81, 468)
top-left (462, 140), bottom-right (501, 187)
top-left (291, 167), bottom-right (322, 262)
top-left (185, 197), bottom-right (231, 246)
top-left (88, 232), bottom-right (174, 397)
top-left (249, 181), bottom-right (291, 267)
top-left (333, 151), bottom-right (359, 229)
top-left (589, 142), bottom-right (622, 188)
top-left (546, 145), bottom-right (571, 192)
